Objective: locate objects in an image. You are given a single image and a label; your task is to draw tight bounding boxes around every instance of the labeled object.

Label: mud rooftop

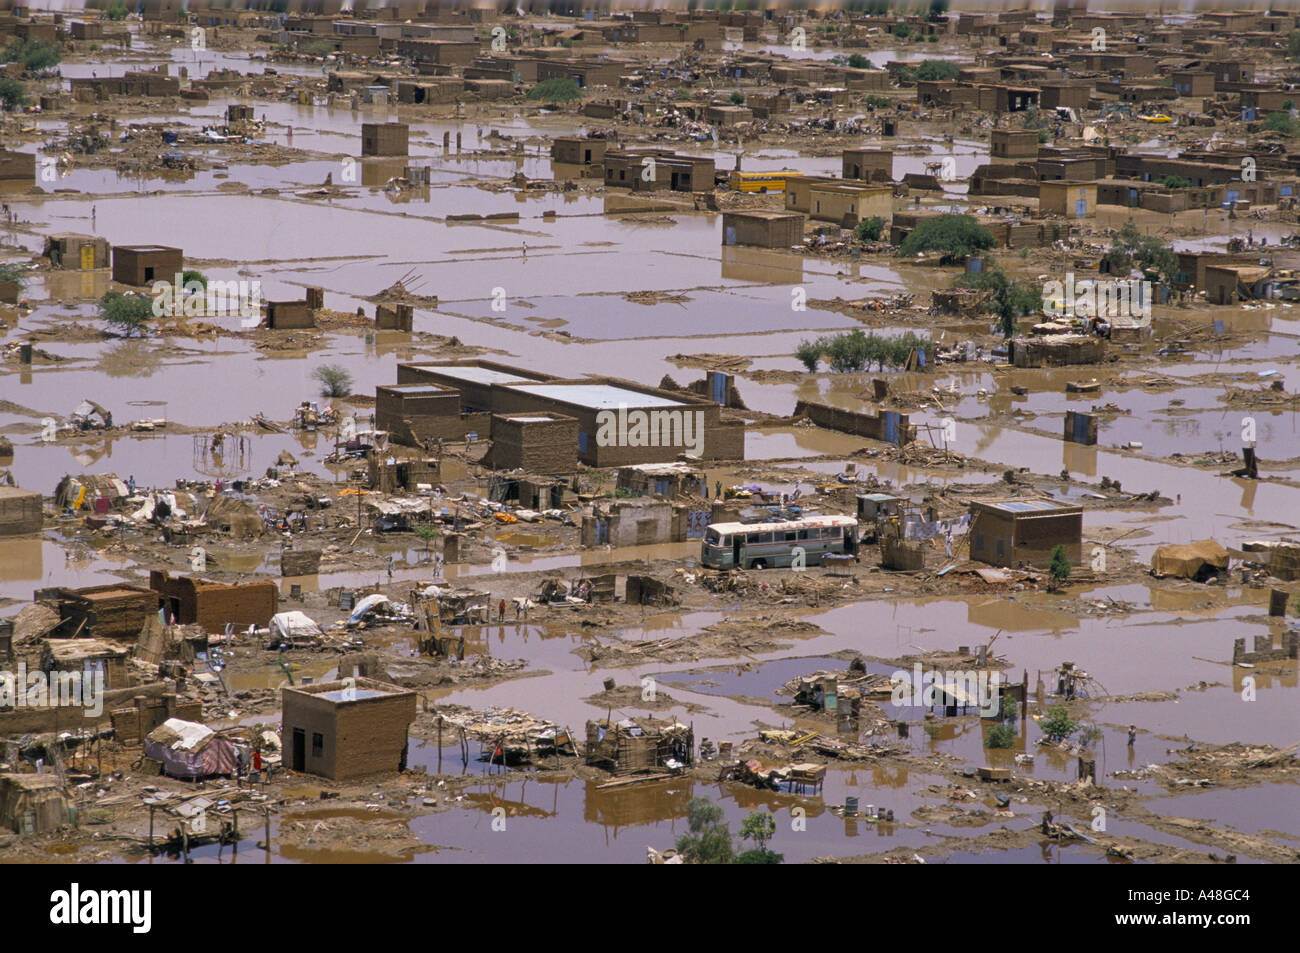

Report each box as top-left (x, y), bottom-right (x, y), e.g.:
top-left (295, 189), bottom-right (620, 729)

top-left (0, 1), bottom-right (1296, 867)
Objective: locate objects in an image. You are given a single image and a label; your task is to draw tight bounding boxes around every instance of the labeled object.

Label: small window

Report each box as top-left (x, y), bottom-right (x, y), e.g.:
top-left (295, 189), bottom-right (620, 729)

top-left (753, 532), bottom-right (773, 544)
top-left (784, 532), bottom-right (797, 542)
top-left (312, 732), bottom-right (324, 756)
top-left (720, 535), bottom-right (731, 547)
top-left (797, 529), bottom-right (811, 540)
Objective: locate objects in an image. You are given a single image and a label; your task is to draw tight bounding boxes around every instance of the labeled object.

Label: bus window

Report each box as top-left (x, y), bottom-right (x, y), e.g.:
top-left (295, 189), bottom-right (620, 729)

top-left (783, 531), bottom-right (797, 542)
top-left (752, 532), bottom-right (773, 544)
top-left (797, 529), bottom-right (810, 540)
top-left (705, 528), bottom-right (721, 544)
top-left (720, 535), bottom-right (730, 546)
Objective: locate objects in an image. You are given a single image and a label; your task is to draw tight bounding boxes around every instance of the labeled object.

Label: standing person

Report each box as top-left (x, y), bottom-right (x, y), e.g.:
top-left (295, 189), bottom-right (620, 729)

top-left (513, 600), bottom-right (520, 621)
top-left (1127, 724), bottom-right (1137, 747)
top-left (498, 598), bottom-right (506, 622)
top-left (387, 555), bottom-right (394, 581)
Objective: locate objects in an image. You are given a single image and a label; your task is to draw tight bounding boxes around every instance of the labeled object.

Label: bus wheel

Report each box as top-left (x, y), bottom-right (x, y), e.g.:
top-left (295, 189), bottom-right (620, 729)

top-left (751, 559), bottom-right (766, 570)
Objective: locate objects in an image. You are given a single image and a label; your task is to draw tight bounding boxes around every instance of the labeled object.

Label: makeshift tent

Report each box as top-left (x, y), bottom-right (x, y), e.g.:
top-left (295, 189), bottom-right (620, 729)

top-left (144, 718), bottom-right (238, 780)
top-left (203, 494), bottom-right (266, 537)
top-left (347, 594), bottom-right (391, 624)
top-left (1151, 539), bottom-right (1229, 580)
top-left (54, 474), bottom-right (129, 511)
top-left (269, 611), bottom-right (324, 641)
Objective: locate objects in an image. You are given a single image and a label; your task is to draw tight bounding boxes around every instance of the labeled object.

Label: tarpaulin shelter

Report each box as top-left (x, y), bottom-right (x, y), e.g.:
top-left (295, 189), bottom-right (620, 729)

top-left (144, 718), bottom-right (238, 780)
top-left (269, 611), bottom-right (324, 643)
top-left (1151, 539), bottom-right (1229, 580)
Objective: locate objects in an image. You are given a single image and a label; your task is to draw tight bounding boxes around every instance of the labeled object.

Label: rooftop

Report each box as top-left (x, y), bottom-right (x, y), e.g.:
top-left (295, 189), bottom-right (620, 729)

top-left (506, 382), bottom-right (686, 410)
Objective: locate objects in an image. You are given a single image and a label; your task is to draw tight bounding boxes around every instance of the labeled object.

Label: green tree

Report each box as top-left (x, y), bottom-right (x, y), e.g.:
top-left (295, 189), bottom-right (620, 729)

top-left (527, 77), bottom-right (582, 105)
top-left (675, 797), bottom-right (733, 864)
top-left (855, 216), bottom-right (885, 241)
top-left (0, 77), bottom-right (26, 111)
top-left (414, 524), bottom-right (439, 560)
top-left (1262, 111), bottom-right (1299, 136)
top-left (312, 364), bottom-right (353, 398)
top-left (729, 91), bottom-right (745, 105)
top-left (902, 60), bottom-right (959, 83)
top-left (735, 810), bottom-right (783, 863)
top-left (99, 291), bottom-right (154, 337)
top-left (795, 338), bottom-right (824, 372)
top-left (955, 258), bottom-right (1041, 338)
top-left (898, 214), bottom-right (994, 261)
top-left (1048, 544), bottom-right (1071, 589)
top-left (847, 53), bottom-right (870, 69)
top-left (1101, 220), bottom-right (1179, 285)
top-left (181, 269), bottom-right (207, 290)
top-left (1159, 174), bottom-right (1191, 189)
top-left (864, 94), bottom-right (891, 109)
top-left (2, 38), bottom-right (61, 72)
top-left (105, 0), bottom-right (130, 20)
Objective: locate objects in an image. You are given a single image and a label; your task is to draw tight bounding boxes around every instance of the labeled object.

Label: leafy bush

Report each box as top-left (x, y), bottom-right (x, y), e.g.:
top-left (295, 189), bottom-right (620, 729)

top-left (854, 216), bottom-right (885, 242)
top-left (1101, 219), bottom-right (1178, 285)
top-left (2, 38), bottom-right (61, 72)
top-left (1040, 705), bottom-right (1079, 742)
top-left (0, 77), bottom-right (26, 111)
top-left (798, 330), bottom-right (931, 373)
top-left (181, 269), bottom-right (207, 290)
top-left (864, 94), bottom-right (891, 109)
top-left (0, 262), bottom-right (25, 289)
top-left (902, 60), bottom-right (960, 83)
top-left (527, 77), bottom-right (582, 104)
top-left (986, 724), bottom-right (1015, 748)
top-left (847, 53), bottom-right (870, 69)
top-left (795, 339), bottom-right (823, 372)
top-left (898, 213), bottom-right (994, 261)
top-left (105, 0), bottom-right (130, 20)
top-left (729, 91), bottom-right (744, 105)
top-left (1048, 544), bottom-right (1071, 588)
top-left (99, 292), bottom-right (153, 337)
top-left (955, 258), bottom-right (1042, 337)
top-left (312, 364), bottom-right (353, 398)
top-left (1262, 111), bottom-right (1299, 136)
top-left (1159, 175), bottom-right (1191, 189)
top-left (892, 23), bottom-right (912, 39)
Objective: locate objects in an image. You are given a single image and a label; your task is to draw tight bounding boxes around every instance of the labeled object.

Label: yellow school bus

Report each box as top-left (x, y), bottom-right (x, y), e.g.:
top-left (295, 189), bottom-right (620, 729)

top-left (728, 171), bottom-right (797, 193)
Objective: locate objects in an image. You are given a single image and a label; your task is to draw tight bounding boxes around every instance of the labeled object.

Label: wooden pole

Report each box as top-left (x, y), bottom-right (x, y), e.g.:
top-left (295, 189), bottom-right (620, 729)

top-left (264, 807), bottom-right (271, 857)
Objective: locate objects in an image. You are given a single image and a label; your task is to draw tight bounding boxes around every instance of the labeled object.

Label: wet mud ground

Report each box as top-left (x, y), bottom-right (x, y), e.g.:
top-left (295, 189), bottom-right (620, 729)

top-left (0, 27), bottom-right (1298, 865)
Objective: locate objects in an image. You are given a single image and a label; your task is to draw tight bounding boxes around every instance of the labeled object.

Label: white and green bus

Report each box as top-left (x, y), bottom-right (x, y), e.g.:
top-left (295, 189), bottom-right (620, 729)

top-left (700, 515), bottom-right (859, 570)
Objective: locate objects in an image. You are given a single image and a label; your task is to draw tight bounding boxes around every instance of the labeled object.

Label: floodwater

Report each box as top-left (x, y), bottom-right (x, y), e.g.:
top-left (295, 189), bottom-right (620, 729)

top-left (5, 40), bottom-right (1298, 865)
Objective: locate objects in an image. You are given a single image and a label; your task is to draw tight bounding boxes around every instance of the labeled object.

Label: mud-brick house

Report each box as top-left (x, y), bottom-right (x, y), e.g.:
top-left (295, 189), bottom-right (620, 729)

top-left (148, 571), bottom-right (278, 632)
top-left (968, 498), bottom-right (1082, 569)
top-left (721, 210), bottom-right (805, 248)
top-left (0, 487), bottom-right (42, 537)
top-left (43, 233), bottom-right (110, 270)
top-left (483, 412), bottom-right (578, 473)
top-left (361, 121), bottom-right (409, 157)
top-left (281, 678), bottom-right (417, 780)
top-left (111, 245), bottom-right (182, 287)
top-left (41, 584), bottom-right (160, 640)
